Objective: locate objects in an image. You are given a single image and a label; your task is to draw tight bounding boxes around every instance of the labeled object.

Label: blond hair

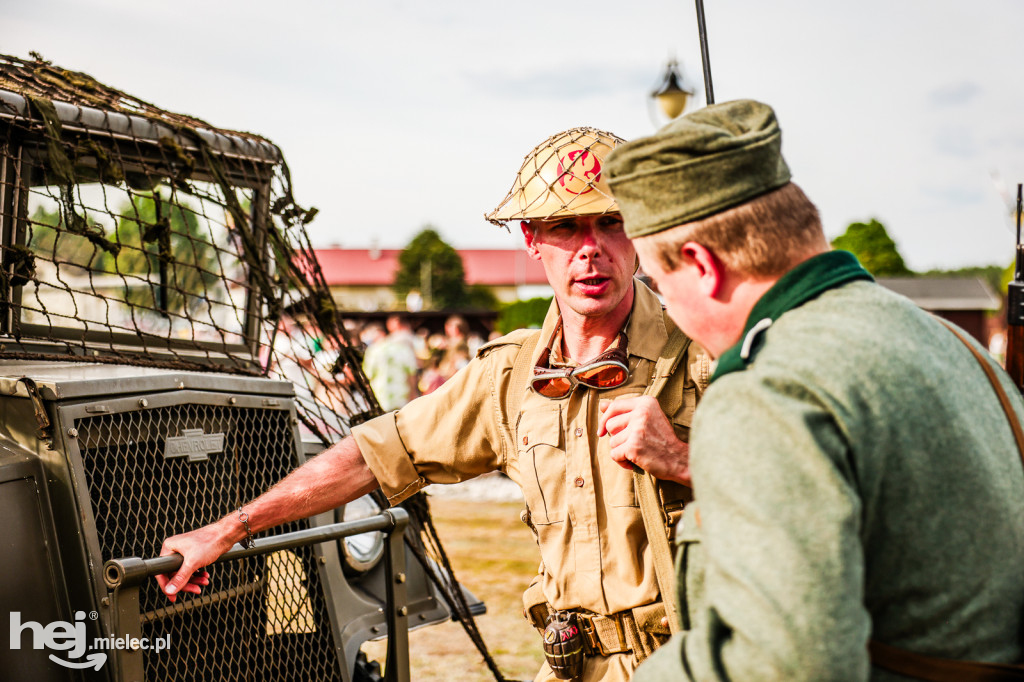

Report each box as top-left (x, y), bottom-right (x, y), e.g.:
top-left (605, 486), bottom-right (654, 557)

top-left (634, 182), bottom-right (827, 278)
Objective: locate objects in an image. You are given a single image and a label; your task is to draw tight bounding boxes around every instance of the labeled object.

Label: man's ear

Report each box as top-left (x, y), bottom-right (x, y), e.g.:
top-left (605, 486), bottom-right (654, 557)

top-left (521, 221), bottom-right (542, 260)
top-left (680, 241), bottom-right (724, 298)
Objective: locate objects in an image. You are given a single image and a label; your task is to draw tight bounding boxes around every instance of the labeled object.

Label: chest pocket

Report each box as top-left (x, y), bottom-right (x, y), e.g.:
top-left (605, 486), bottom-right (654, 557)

top-left (515, 404), bottom-right (566, 525)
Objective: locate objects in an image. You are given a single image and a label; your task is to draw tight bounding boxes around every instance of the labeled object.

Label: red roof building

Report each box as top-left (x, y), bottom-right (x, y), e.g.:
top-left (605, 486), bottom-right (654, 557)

top-left (314, 247), bottom-right (551, 311)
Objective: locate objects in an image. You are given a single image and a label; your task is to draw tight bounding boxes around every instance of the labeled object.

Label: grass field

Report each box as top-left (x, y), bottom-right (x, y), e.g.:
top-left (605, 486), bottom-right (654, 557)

top-left (362, 497), bottom-right (545, 682)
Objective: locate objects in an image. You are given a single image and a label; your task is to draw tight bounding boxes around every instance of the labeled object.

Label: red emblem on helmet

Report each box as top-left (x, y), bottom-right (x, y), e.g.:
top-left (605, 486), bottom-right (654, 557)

top-left (557, 150), bottom-right (601, 195)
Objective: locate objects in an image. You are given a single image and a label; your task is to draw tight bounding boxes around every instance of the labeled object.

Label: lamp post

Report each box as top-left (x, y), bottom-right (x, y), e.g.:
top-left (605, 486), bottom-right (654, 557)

top-left (650, 59), bottom-right (693, 122)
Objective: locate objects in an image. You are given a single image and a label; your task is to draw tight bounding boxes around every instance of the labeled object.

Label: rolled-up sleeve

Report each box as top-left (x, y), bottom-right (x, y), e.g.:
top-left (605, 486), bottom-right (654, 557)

top-left (352, 346), bottom-right (513, 505)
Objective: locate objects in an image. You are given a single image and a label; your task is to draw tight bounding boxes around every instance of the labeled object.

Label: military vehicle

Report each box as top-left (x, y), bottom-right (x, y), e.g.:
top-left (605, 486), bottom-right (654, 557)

top-left (0, 53), bottom-right (486, 682)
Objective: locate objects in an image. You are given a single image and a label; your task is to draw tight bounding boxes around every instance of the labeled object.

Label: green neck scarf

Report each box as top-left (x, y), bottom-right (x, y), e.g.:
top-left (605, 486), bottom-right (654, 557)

top-left (711, 250), bottom-right (873, 383)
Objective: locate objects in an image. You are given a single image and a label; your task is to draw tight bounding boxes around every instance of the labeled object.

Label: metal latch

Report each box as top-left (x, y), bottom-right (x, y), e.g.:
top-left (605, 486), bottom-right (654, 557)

top-left (17, 377), bottom-right (53, 441)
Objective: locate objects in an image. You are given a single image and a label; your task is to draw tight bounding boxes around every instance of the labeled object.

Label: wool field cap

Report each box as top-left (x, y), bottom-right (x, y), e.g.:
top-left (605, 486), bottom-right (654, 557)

top-left (605, 99), bottom-right (791, 239)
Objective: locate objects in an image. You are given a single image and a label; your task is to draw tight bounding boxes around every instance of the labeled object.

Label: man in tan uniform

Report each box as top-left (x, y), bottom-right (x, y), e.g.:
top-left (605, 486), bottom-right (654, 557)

top-left (156, 127), bottom-right (706, 682)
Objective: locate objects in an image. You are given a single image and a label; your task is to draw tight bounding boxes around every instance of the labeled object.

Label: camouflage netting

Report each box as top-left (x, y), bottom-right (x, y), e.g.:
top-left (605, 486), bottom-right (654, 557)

top-left (0, 52), bottom-right (506, 681)
top-left (0, 52), bottom-right (377, 442)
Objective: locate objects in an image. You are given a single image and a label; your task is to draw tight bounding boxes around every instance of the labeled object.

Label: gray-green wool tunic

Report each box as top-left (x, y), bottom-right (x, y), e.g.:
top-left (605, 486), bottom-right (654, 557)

top-left (637, 251), bottom-right (1024, 681)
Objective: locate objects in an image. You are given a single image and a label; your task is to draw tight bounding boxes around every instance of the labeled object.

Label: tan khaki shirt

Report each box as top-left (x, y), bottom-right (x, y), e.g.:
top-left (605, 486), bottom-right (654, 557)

top-left (352, 281), bottom-right (705, 615)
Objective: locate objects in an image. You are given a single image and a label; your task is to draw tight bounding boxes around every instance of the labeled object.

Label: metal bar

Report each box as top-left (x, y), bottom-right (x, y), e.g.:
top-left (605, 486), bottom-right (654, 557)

top-left (1006, 184), bottom-right (1024, 390)
top-left (1016, 183), bottom-right (1022, 278)
top-left (0, 139), bottom-right (14, 334)
top-left (384, 508), bottom-right (410, 682)
top-left (695, 0), bottom-right (715, 104)
top-left (139, 578), bottom-right (263, 624)
top-left (104, 509), bottom-right (408, 589)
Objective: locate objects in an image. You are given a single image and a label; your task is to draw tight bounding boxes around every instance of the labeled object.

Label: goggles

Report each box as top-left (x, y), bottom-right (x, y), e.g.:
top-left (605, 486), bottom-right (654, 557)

top-left (530, 330), bottom-right (631, 399)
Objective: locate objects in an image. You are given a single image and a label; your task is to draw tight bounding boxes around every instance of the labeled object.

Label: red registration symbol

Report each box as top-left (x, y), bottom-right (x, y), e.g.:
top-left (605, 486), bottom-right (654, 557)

top-left (557, 150), bottom-right (601, 195)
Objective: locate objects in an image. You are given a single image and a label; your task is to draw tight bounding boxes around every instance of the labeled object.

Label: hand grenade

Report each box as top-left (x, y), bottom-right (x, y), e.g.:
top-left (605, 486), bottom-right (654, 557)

top-left (542, 611), bottom-right (584, 680)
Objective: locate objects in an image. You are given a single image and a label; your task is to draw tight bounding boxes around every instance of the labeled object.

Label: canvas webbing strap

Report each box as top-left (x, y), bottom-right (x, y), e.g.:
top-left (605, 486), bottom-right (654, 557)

top-left (869, 318), bottom-right (1024, 680)
top-left (635, 326), bottom-right (690, 635)
top-left (506, 331), bottom-right (541, 427)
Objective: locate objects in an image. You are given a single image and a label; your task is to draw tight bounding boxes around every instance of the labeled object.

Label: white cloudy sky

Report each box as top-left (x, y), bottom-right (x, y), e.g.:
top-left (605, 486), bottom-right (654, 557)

top-left (4, 0), bottom-right (1023, 270)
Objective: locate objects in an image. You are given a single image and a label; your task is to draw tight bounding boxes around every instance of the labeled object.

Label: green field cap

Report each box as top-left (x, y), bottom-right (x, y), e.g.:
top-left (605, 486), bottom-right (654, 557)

top-left (605, 100), bottom-right (791, 238)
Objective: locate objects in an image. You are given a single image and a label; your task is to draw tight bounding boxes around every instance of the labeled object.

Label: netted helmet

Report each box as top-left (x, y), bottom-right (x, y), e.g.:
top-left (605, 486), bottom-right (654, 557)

top-left (486, 127), bottom-right (625, 227)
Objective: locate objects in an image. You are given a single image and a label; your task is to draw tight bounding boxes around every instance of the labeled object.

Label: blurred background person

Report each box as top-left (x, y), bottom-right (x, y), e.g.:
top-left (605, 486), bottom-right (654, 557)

top-left (362, 316), bottom-right (419, 411)
top-left (417, 349), bottom-right (446, 396)
top-left (439, 314), bottom-right (470, 379)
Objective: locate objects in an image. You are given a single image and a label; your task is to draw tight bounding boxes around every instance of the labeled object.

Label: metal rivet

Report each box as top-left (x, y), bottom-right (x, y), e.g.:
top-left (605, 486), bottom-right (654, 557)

top-left (522, 436), bottom-right (528, 445)
top-left (229, 397), bottom-right (237, 405)
top-left (67, 428), bottom-right (78, 438)
top-left (398, 606), bottom-right (408, 616)
top-left (319, 556), bottom-right (327, 565)
top-left (574, 427), bottom-right (583, 437)
top-left (138, 398), bottom-right (148, 408)
top-left (395, 572), bottom-right (406, 584)
top-left (177, 381), bottom-right (185, 389)
top-left (574, 477), bottom-right (584, 487)
top-left (101, 597), bottom-right (110, 607)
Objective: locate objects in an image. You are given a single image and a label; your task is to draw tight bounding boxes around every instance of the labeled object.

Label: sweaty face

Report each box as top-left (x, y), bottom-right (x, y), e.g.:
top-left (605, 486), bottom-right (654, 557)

top-left (522, 214), bottom-right (636, 322)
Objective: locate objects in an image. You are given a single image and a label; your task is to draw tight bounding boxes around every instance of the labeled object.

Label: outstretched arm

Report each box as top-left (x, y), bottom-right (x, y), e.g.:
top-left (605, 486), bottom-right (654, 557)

top-left (156, 436), bottom-right (379, 601)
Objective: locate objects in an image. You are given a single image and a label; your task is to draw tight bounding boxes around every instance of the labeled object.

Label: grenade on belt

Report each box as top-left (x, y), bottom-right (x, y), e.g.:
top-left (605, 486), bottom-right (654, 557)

top-left (543, 611), bottom-right (584, 681)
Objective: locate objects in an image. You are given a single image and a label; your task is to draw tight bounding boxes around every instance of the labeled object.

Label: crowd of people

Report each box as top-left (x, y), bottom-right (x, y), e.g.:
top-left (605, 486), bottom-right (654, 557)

top-left (358, 314), bottom-right (486, 410)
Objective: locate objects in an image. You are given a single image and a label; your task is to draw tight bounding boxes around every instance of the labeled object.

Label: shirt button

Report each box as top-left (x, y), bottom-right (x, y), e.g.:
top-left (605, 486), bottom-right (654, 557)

top-left (523, 436), bottom-right (528, 445)
top-left (574, 427), bottom-right (583, 437)
top-left (574, 477), bottom-right (585, 487)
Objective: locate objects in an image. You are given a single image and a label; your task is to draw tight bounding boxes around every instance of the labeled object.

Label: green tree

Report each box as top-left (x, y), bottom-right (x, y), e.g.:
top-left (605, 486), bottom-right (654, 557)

top-left (393, 227), bottom-right (469, 310)
top-left (466, 284), bottom-right (500, 310)
top-left (831, 219), bottom-right (912, 276)
top-left (27, 204), bottom-right (100, 265)
top-left (99, 193), bottom-right (226, 316)
top-left (496, 296), bottom-right (552, 334)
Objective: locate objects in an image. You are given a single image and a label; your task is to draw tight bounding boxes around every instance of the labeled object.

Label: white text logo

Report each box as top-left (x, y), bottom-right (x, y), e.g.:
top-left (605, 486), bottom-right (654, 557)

top-left (9, 611), bottom-right (171, 670)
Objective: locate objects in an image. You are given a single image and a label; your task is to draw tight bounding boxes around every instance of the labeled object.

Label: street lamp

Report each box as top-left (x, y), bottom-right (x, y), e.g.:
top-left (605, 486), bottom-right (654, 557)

top-left (651, 59), bottom-right (693, 120)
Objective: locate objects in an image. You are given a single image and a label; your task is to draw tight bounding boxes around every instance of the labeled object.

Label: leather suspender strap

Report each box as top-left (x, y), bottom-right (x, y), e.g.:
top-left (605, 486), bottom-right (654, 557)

top-left (869, 318), bottom-right (1024, 680)
top-left (635, 326), bottom-right (690, 635)
top-left (870, 640), bottom-right (1024, 681)
top-left (939, 319), bottom-right (1024, 459)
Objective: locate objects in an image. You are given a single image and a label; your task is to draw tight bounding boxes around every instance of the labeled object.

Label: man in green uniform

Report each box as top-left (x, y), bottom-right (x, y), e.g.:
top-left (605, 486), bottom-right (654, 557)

top-left (600, 99), bottom-right (1024, 680)
top-left (156, 127), bottom-right (707, 681)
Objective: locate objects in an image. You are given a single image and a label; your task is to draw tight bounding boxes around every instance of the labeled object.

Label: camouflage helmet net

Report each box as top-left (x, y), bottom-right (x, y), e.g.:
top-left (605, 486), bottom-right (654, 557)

top-left (0, 52), bottom-right (507, 681)
top-left (485, 126), bottom-right (625, 228)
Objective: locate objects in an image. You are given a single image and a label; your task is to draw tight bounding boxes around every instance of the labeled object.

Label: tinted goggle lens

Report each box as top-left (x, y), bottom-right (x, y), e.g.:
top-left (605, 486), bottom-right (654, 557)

top-left (575, 362), bottom-right (628, 389)
top-left (532, 375), bottom-right (574, 398)
top-left (530, 361), bottom-right (629, 398)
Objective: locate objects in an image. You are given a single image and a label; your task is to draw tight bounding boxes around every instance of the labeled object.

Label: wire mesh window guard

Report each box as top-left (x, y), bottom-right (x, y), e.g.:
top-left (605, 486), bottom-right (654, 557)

top-left (0, 53), bottom-right (379, 443)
